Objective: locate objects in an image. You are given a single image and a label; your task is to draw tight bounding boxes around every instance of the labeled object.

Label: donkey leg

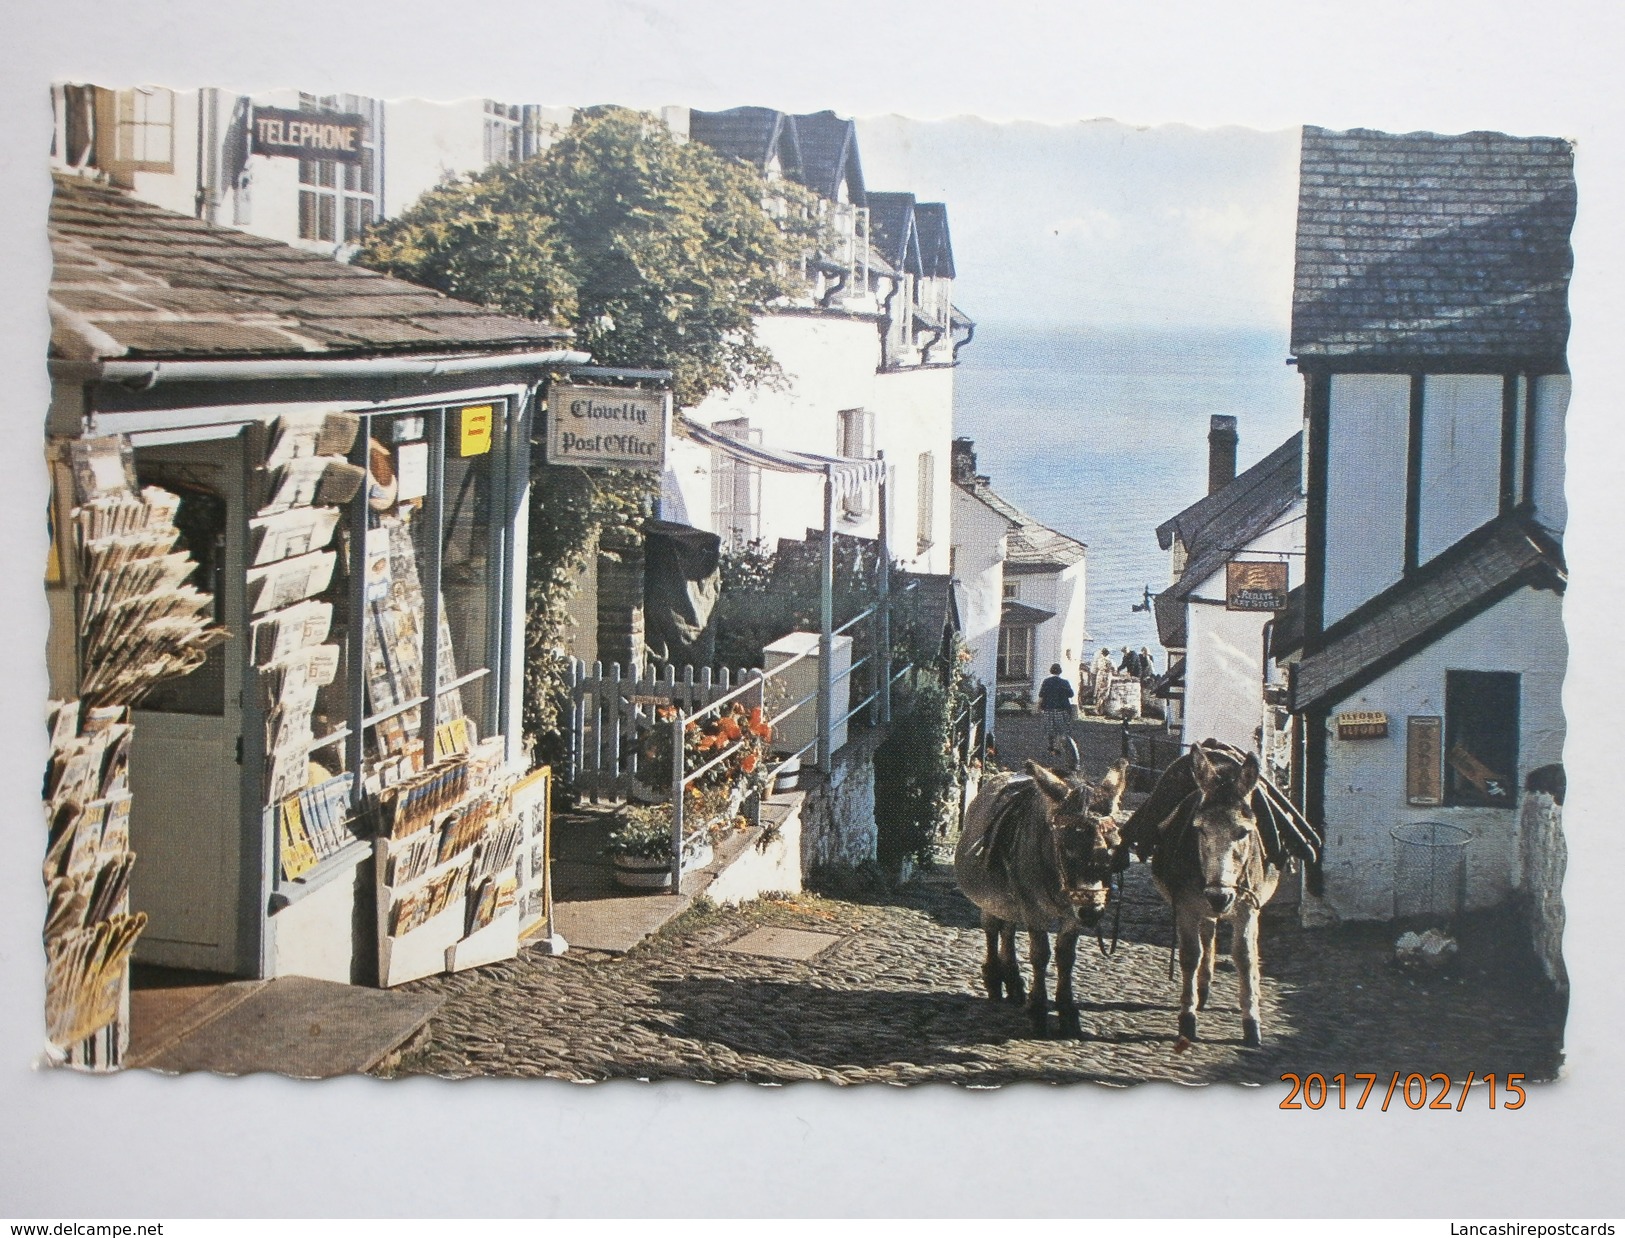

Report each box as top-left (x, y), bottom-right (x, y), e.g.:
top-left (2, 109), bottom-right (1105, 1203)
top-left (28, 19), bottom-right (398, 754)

top-left (1054, 930), bottom-right (1081, 1038)
top-left (999, 924), bottom-right (1025, 1004)
top-left (981, 913), bottom-right (1006, 1001)
top-left (1025, 929), bottom-right (1052, 1036)
top-left (1175, 902), bottom-right (1203, 1042)
top-left (1235, 907), bottom-right (1264, 1048)
top-left (1196, 916), bottom-right (1218, 1011)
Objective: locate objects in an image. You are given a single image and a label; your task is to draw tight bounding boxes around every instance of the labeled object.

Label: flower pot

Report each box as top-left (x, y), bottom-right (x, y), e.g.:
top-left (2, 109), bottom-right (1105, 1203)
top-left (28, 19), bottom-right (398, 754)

top-left (611, 841), bottom-right (714, 892)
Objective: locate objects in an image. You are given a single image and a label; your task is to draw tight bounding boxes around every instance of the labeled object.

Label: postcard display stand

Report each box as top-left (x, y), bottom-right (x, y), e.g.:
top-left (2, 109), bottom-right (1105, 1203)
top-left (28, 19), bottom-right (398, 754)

top-left (43, 437), bottom-right (225, 1068)
top-left (255, 412), bottom-right (366, 881)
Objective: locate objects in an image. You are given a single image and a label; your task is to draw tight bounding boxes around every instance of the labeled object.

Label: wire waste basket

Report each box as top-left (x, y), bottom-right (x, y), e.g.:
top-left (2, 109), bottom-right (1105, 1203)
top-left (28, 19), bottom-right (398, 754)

top-left (1391, 821), bottom-right (1472, 928)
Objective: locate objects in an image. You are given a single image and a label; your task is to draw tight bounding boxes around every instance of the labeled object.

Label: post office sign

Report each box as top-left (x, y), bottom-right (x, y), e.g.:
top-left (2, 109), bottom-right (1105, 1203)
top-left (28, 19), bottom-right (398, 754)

top-left (546, 384), bottom-right (669, 470)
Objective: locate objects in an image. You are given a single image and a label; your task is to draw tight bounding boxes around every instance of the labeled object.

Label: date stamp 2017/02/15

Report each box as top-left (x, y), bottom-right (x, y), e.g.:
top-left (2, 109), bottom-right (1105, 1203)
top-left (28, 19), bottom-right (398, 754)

top-left (1280, 1073), bottom-right (1529, 1111)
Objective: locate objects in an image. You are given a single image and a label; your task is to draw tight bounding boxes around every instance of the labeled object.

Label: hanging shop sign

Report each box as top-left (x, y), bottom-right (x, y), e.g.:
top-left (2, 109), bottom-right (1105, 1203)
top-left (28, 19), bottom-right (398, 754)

top-left (250, 107), bottom-right (367, 164)
top-left (1406, 716), bottom-right (1444, 805)
top-left (1225, 560), bottom-right (1289, 612)
top-left (546, 384), bottom-right (669, 470)
top-left (1336, 710), bottom-right (1389, 740)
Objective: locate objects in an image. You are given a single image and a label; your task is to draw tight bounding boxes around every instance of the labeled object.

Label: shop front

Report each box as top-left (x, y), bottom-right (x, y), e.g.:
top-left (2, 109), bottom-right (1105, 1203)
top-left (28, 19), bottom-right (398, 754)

top-left (44, 175), bottom-right (584, 1063)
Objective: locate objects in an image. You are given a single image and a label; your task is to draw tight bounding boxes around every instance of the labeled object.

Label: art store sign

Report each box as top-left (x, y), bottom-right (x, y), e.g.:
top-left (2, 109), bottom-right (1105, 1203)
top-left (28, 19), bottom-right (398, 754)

top-left (1225, 560), bottom-right (1289, 612)
top-left (545, 384), bottom-right (669, 470)
top-left (251, 107), bottom-right (367, 164)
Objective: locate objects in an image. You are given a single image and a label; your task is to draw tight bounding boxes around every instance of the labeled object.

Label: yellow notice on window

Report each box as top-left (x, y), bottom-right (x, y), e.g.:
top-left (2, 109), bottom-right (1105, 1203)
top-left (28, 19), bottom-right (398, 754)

top-left (458, 405), bottom-right (495, 457)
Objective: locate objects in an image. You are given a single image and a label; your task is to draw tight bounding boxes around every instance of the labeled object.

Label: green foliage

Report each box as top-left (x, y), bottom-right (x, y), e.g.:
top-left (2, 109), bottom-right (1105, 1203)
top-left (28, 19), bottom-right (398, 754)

top-left (357, 107), bottom-right (819, 407)
top-left (873, 639), bottom-right (982, 874)
top-left (356, 108), bottom-right (825, 761)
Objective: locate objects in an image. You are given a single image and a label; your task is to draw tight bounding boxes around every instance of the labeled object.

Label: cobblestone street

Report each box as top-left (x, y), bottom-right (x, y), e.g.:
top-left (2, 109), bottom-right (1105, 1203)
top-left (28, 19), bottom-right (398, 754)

top-left (387, 856), bottom-right (1565, 1087)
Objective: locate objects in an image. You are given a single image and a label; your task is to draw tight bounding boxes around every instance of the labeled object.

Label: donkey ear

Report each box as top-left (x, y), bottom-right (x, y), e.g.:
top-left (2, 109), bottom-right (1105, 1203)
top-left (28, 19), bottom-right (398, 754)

top-left (1025, 760), bottom-right (1071, 803)
top-left (1098, 757), bottom-right (1130, 813)
top-left (1190, 743), bottom-right (1220, 797)
top-left (1234, 752), bottom-right (1261, 801)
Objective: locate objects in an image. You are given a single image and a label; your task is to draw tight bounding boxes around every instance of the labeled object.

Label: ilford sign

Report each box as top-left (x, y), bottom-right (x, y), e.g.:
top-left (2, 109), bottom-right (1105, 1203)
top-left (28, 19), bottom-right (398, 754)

top-left (1225, 560), bottom-right (1289, 612)
top-left (251, 107), bottom-right (366, 165)
top-left (545, 384), bottom-right (669, 470)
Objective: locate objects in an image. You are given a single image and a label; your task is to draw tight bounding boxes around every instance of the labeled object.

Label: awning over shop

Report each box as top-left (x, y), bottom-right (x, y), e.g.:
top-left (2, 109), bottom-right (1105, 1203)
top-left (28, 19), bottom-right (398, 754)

top-left (679, 416), bottom-right (887, 500)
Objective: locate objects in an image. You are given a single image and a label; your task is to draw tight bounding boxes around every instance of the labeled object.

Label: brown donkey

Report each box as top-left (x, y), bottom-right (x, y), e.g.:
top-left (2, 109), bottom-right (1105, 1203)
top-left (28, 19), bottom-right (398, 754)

top-left (1128, 742), bottom-right (1295, 1048)
top-left (955, 743), bottom-right (1129, 1037)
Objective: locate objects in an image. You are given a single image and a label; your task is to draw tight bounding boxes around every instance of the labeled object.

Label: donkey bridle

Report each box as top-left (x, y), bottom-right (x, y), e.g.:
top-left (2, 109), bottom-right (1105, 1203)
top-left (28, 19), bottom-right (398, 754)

top-left (1049, 822), bottom-right (1127, 958)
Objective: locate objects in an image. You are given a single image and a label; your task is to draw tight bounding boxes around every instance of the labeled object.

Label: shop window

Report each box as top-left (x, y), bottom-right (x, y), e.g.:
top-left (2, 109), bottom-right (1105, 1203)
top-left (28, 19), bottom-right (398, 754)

top-left (357, 405), bottom-right (506, 778)
top-left (711, 418), bottom-right (761, 550)
top-left (836, 408), bottom-right (875, 518)
top-left (298, 93), bottom-right (382, 245)
top-left (997, 624), bottom-right (1034, 682)
top-left (1003, 579), bottom-right (1018, 600)
top-left (916, 450), bottom-right (935, 554)
top-left (1444, 670), bottom-right (1520, 807)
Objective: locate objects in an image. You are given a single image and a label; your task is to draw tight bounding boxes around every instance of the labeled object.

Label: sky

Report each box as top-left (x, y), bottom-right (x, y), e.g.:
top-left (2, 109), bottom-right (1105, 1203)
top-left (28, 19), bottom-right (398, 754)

top-left (854, 115), bottom-right (1303, 333)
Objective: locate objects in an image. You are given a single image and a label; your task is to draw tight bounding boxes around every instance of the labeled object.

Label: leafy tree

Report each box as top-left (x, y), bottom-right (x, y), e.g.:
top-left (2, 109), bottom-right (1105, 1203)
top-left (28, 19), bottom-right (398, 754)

top-left (355, 107), bottom-right (822, 758)
top-left (357, 106), bottom-right (817, 407)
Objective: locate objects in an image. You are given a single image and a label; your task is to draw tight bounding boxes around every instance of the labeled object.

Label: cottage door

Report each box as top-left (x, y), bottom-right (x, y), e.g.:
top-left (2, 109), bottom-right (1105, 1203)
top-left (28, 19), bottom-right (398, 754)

top-left (126, 431), bottom-right (256, 976)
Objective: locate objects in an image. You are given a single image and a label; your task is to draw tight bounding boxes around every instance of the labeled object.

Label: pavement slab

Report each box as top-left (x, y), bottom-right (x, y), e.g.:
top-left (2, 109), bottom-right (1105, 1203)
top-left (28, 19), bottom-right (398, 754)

top-left (721, 926), bottom-right (845, 961)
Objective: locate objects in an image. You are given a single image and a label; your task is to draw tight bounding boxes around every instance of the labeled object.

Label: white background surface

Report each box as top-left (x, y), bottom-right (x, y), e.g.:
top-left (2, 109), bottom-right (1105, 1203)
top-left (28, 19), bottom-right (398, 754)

top-left (1, 0), bottom-right (1621, 1218)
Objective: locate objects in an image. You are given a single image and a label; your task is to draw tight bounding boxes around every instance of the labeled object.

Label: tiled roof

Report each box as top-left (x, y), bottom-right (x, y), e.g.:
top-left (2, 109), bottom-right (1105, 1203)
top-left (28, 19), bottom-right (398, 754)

top-left (48, 174), bottom-right (568, 361)
top-left (1154, 432), bottom-right (1303, 649)
top-left (913, 203), bottom-right (956, 280)
top-left (960, 479), bottom-right (1087, 572)
top-left (789, 111), bottom-right (864, 204)
top-left (1293, 518), bottom-right (1566, 711)
top-left (1291, 126), bottom-right (1576, 363)
top-left (688, 107), bottom-right (802, 178)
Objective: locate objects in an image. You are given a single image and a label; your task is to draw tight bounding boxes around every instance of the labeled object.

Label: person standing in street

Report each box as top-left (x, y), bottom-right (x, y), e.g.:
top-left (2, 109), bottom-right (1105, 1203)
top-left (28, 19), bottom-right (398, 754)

top-left (1038, 662), bottom-right (1075, 754)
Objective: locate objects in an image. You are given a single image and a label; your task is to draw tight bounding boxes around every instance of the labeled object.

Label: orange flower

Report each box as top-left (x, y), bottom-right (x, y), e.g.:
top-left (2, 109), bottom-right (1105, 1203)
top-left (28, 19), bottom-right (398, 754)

top-left (748, 706), bottom-right (764, 728)
top-left (741, 753), bottom-right (759, 773)
top-left (717, 717), bottom-right (742, 741)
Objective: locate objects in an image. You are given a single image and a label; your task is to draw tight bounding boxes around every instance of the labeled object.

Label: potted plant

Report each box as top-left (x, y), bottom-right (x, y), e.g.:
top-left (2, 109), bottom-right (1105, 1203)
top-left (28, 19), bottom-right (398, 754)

top-left (604, 803), bottom-right (715, 891)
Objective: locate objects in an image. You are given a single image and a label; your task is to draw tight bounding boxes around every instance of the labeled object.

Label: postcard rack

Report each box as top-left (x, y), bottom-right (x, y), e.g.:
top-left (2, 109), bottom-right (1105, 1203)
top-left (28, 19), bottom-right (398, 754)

top-left (251, 411), bottom-right (366, 880)
top-left (373, 733), bottom-right (525, 986)
top-left (43, 436), bottom-right (226, 1068)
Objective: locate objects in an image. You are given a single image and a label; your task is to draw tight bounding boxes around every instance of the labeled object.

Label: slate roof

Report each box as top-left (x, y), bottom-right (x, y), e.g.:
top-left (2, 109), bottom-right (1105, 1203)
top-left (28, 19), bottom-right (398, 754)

top-left (687, 107), bottom-right (803, 178)
top-left (913, 203), bottom-right (956, 280)
top-left (1154, 432), bottom-right (1304, 648)
top-left (1293, 518), bottom-right (1566, 711)
top-left (866, 191), bottom-right (922, 276)
top-left (1002, 599), bottom-right (1056, 626)
top-left (897, 571), bottom-right (962, 641)
top-left (958, 479), bottom-right (1087, 573)
top-left (1291, 126), bottom-right (1576, 364)
top-left (789, 111), bottom-right (865, 205)
top-left (48, 174), bottom-right (569, 361)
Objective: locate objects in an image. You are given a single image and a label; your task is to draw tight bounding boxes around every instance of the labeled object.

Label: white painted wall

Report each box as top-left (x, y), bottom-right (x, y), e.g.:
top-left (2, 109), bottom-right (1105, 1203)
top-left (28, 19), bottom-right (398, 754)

top-left (1008, 562), bottom-right (1088, 702)
top-left (1531, 373), bottom-right (1570, 537)
top-left (1324, 373), bottom-right (1409, 626)
top-left (1316, 585), bottom-right (1567, 922)
top-left (381, 97), bottom-right (489, 217)
top-left (667, 312), bottom-right (956, 575)
top-left (949, 486), bottom-right (1010, 721)
top-left (1181, 496), bottom-right (1305, 752)
top-left (1418, 374), bottom-right (1503, 564)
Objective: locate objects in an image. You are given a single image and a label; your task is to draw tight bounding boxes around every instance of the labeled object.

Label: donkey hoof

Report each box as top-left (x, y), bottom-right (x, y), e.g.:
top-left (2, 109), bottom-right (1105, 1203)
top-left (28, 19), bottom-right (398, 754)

top-left (1005, 983), bottom-right (1027, 1006)
top-left (1243, 1019), bottom-right (1262, 1049)
top-left (1025, 1002), bottom-right (1050, 1037)
top-left (1057, 1008), bottom-right (1082, 1039)
top-left (1178, 1012), bottom-right (1198, 1041)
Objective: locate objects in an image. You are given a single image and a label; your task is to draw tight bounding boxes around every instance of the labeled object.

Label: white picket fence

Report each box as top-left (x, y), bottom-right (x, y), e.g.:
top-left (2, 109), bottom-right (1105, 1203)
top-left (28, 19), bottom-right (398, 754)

top-left (566, 660), bottom-right (765, 801)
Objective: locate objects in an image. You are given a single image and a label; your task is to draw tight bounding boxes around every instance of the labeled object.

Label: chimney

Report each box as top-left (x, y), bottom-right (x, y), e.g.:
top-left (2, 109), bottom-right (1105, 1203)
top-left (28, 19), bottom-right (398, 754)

top-left (1208, 415), bottom-right (1238, 495)
top-left (952, 437), bottom-right (978, 486)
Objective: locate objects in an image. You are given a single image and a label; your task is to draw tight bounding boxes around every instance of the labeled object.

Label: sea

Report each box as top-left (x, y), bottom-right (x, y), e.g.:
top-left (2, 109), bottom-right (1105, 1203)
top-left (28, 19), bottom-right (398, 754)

top-left (953, 321), bottom-right (1304, 661)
